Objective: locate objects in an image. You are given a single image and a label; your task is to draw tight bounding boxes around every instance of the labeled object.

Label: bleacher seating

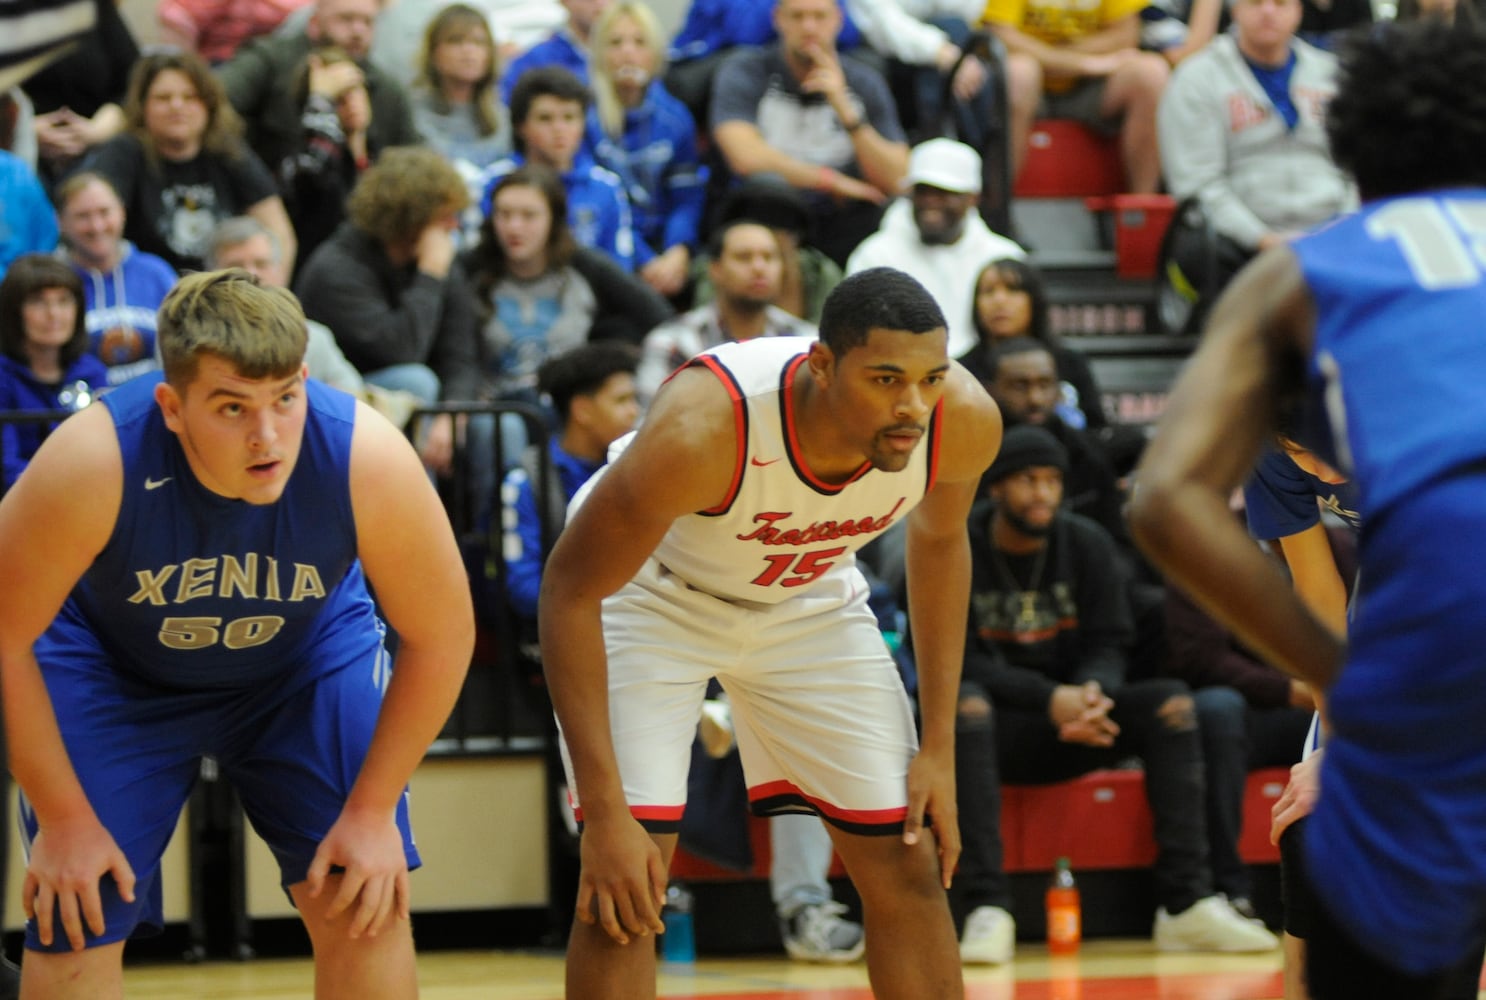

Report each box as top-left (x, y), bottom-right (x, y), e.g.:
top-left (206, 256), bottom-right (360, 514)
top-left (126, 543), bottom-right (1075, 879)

top-left (674, 766), bottom-right (1288, 882)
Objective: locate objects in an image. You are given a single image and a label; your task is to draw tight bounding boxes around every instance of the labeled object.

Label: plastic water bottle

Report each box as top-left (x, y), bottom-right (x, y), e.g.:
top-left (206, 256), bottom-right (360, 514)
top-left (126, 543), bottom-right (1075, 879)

top-left (1045, 857), bottom-right (1082, 955)
top-left (661, 882), bottom-right (697, 963)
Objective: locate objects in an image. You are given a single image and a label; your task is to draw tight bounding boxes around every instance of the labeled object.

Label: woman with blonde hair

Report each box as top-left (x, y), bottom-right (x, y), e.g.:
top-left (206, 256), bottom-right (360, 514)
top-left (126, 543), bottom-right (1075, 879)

top-left (412, 3), bottom-right (510, 172)
top-left (79, 50), bottom-right (296, 274)
top-left (586, 0), bottom-right (706, 298)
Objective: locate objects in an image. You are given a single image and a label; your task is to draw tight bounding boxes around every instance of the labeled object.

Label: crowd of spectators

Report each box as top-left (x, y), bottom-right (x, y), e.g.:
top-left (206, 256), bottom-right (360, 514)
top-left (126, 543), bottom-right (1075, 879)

top-left (0, 0), bottom-right (1420, 975)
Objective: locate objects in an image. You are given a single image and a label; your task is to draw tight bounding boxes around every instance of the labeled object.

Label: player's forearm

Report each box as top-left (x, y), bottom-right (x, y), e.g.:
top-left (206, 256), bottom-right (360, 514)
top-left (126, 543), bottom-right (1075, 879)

top-left (1, 648), bottom-right (95, 825)
top-left (539, 599), bottom-right (629, 817)
top-left (905, 533), bottom-right (972, 752)
top-left (344, 639), bottom-right (472, 815)
top-left (1131, 479), bottom-right (1343, 689)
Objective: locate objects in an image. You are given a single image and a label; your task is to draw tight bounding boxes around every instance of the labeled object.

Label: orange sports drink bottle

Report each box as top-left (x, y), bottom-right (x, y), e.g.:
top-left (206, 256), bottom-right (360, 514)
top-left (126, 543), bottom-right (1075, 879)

top-left (1046, 856), bottom-right (1082, 955)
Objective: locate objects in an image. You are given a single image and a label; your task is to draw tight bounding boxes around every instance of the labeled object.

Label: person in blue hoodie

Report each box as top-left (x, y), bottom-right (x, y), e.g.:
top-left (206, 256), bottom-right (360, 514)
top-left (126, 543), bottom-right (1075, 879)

top-left (502, 340), bottom-right (641, 627)
top-left (54, 171), bottom-right (177, 386)
top-left (0, 150), bottom-right (60, 280)
top-left (476, 66), bottom-right (639, 271)
top-left (0, 254), bottom-right (109, 491)
top-left (586, 1), bottom-right (707, 300)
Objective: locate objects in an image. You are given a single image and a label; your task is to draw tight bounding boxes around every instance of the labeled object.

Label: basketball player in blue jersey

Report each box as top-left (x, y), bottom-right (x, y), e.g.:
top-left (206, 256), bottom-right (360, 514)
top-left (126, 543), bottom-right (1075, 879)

top-left (0, 270), bottom-right (474, 999)
top-left (1131, 21), bottom-right (1486, 999)
top-left (540, 266), bottom-right (1002, 999)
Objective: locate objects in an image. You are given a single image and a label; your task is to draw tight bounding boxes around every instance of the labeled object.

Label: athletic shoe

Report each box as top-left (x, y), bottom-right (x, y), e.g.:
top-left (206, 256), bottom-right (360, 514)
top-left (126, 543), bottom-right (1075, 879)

top-left (960, 905), bottom-right (1016, 964)
top-left (1220, 893), bottom-right (1265, 925)
top-left (1154, 896), bottom-right (1280, 953)
top-left (780, 902), bottom-right (866, 963)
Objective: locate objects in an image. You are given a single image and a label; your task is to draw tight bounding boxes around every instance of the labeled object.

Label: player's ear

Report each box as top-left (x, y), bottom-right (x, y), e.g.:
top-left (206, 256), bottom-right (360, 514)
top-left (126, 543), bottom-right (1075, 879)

top-left (154, 379), bottom-right (185, 435)
top-left (807, 341), bottom-right (835, 386)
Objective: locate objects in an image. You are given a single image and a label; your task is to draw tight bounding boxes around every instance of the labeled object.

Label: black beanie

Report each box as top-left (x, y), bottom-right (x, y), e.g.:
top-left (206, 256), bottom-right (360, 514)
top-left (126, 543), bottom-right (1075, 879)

top-left (986, 425), bottom-right (1069, 484)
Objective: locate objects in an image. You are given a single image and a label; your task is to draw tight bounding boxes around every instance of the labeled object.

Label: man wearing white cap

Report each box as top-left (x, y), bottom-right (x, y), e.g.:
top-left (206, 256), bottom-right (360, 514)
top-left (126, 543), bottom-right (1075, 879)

top-left (846, 138), bottom-right (1024, 363)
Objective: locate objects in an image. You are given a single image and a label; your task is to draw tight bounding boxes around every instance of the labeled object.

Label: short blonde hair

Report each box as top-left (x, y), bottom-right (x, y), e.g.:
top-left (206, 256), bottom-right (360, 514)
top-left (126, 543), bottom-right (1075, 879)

top-left (158, 270), bottom-right (308, 388)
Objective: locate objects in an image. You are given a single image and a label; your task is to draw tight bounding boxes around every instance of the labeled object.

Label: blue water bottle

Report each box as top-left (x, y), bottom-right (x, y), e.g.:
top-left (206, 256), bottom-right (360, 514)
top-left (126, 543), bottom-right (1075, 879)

top-left (661, 882), bottom-right (697, 963)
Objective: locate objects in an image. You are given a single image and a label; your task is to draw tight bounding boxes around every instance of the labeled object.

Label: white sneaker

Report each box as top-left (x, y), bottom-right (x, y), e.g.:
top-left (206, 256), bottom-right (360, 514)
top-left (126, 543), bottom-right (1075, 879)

top-left (960, 905), bottom-right (1016, 964)
top-left (1154, 896), bottom-right (1280, 953)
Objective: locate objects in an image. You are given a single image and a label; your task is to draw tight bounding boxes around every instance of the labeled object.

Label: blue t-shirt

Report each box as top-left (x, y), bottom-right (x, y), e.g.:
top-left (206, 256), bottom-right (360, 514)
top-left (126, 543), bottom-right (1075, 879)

top-left (38, 375), bottom-right (382, 691)
top-left (1291, 188), bottom-right (1486, 975)
top-left (1243, 445), bottom-right (1361, 540)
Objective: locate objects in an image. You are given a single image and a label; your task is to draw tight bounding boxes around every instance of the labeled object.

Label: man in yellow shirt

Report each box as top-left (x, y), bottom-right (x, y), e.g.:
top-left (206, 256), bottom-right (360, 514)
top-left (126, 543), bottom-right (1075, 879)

top-left (981, 0), bottom-right (1168, 191)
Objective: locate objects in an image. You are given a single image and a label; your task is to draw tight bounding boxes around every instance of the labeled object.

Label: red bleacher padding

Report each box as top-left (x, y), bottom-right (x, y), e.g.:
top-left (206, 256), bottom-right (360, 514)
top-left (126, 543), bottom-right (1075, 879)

top-left (1014, 119), bottom-right (1125, 199)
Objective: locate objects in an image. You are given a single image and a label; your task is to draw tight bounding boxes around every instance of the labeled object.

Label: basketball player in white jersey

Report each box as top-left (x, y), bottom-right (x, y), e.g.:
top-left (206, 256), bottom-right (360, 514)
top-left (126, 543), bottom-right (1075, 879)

top-left (540, 267), bottom-right (1003, 998)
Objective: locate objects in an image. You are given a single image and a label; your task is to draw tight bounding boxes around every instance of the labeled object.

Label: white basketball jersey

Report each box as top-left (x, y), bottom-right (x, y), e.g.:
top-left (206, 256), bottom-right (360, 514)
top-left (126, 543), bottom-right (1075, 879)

top-left (636, 336), bottom-right (941, 605)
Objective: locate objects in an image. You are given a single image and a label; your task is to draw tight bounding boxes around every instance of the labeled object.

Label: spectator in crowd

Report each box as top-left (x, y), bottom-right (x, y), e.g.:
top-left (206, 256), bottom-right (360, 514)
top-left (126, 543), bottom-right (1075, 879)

top-left (478, 67), bottom-right (639, 270)
top-left (638, 219), bottom-right (814, 401)
top-left (982, 0), bottom-right (1169, 192)
top-left (207, 216), bottom-right (361, 396)
top-left (710, 0), bottom-right (911, 266)
top-left (846, 138), bottom-right (1023, 364)
top-left (0, 149), bottom-right (59, 279)
top-left (1160, 507), bottom-right (1318, 927)
top-left (690, 178), bottom-right (843, 324)
top-left (501, 0), bottom-right (610, 104)
top-left (278, 45), bottom-right (378, 271)
top-left (218, 0), bottom-right (420, 178)
top-left (664, 0), bottom-right (864, 125)
top-left (295, 145), bottom-right (481, 472)
top-left (465, 163), bottom-right (668, 402)
top-left (53, 171), bottom-right (176, 386)
top-left (0, 254), bottom-right (109, 491)
top-left (955, 425), bottom-right (1279, 963)
top-left (965, 257), bottom-right (1103, 431)
top-left (410, 4), bottom-right (511, 174)
top-left (20, 0), bottom-right (136, 188)
top-left (157, 0), bottom-right (313, 65)
top-left (1157, 0), bottom-right (1354, 328)
top-left (586, 0), bottom-right (706, 299)
top-left (1141, 0), bottom-right (1223, 67)
top-left (503, 341), bottom-right (641, 626)
top-left (81, 50), bottom-right (296, 275)
top-left (982, 338), bottom-right (1128, 554)
top-left (843, 0), bottom-right (997, 150)
top-left (1398, 0), bottom-right (1478, 24)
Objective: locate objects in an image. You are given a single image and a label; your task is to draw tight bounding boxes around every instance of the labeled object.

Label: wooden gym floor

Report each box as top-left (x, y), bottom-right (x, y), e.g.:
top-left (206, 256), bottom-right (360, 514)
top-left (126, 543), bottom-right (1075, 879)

top-left (113, 939), bottom-right (1296, 999)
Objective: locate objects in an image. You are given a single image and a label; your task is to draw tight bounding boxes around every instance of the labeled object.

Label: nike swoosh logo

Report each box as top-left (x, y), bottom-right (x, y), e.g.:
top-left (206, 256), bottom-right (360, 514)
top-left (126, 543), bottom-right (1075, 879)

top-left (750, 456), bottom-right (781, 467)
top-left (144, 476), bottom-right (172, 490)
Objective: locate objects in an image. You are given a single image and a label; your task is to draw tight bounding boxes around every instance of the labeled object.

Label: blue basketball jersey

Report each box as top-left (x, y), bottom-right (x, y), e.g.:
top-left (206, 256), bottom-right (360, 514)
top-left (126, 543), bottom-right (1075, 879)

top-left (1291, 188), bottom-right (1486, 974)
top-left (36, 375), bottom-right (382, 691)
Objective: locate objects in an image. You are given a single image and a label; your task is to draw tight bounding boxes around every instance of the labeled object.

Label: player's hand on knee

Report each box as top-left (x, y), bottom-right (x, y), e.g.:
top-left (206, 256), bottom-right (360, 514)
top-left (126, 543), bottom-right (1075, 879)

top-left (905, 751), bottom-right (960, 888)
top-left (24, 820), bottom-right (136, 950)
top-left (576, 815), bottom-right (667, 944)
top-left (307, 809), bottom-right (410, 938)
top-left (1270, 749), bottom-right (1323, 845)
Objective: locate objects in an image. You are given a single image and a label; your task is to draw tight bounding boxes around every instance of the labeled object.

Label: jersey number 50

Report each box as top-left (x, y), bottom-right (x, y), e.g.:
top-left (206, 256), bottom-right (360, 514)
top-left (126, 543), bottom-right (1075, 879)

top-left (158, 615), bottom-right (286, 650)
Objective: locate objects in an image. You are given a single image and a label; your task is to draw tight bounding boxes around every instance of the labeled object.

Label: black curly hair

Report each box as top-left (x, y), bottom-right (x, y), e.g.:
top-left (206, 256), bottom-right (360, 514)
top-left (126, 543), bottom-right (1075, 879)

top-left (1327, 20), bottom-right (1486, 201)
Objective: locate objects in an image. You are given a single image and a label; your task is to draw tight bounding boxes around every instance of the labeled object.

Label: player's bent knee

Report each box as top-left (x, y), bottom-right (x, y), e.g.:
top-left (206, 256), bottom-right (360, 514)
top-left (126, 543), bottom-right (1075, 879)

top-left (21, 940), bottom-right (127, 995)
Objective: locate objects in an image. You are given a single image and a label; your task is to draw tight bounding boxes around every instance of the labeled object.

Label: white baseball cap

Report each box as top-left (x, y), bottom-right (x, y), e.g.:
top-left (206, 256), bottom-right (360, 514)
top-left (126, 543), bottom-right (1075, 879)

top-left (905, 138), bottom-right (982, 194)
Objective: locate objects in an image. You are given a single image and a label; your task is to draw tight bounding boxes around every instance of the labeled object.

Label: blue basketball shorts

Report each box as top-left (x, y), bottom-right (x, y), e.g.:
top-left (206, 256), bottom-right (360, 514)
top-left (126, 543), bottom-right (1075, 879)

top-left (21, 631), bottom-right (419, 952)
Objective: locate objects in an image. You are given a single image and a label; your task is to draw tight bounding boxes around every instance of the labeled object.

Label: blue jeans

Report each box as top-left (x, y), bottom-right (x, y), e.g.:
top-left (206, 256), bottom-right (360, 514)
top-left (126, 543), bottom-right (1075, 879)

top-left (769, 813), bottom-right (836, 917)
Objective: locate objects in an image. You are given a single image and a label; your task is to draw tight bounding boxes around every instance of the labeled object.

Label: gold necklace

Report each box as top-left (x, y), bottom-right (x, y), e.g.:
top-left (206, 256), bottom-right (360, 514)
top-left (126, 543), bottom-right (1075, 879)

top-left (988, 517), bottom-right (1049, 628)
